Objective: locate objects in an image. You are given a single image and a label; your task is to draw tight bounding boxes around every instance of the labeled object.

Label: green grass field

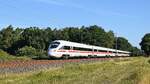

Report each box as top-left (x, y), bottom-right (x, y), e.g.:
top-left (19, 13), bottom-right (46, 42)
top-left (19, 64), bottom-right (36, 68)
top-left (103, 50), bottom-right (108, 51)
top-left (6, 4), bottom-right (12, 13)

top-left (0, 57), bottom-right (150, 84)
top-left (0, 50), bottom-right (30, 62)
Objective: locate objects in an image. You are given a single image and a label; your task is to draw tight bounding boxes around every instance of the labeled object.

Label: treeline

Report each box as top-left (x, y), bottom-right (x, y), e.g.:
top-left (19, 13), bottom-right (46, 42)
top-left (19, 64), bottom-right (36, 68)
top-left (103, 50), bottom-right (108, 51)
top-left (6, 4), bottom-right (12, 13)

top-left (140, 33), bottom-right (150, 56)
top-left (0, 25), bottom-right (141, 57)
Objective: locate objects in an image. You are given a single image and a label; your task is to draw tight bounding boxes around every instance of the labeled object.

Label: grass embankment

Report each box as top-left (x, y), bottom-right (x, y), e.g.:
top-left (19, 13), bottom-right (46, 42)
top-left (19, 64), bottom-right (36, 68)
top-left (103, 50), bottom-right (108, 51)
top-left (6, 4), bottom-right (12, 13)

top-left (0, 57), bottom-right (150, 84)
top-left (0, 50), bottom-right (30, 62)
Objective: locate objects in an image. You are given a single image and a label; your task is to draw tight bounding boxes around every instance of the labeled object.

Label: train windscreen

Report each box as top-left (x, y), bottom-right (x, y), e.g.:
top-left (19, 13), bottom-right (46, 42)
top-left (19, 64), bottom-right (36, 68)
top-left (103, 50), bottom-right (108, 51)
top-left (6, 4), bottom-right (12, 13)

top-left (49, 42), bottom-right (60, 49)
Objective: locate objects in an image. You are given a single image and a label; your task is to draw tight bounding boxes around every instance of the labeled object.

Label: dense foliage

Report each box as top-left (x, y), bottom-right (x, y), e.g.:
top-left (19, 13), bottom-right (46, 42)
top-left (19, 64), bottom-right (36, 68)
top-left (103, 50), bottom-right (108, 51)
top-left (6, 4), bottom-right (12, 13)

top-left (17, 46), bottom-right (46, 58)
top-left (0, 25), bottom-right (141, 57)
top-left (140, 33), bottom-right (150, 56)
top-left (17, 46), bottom-right (37, 57)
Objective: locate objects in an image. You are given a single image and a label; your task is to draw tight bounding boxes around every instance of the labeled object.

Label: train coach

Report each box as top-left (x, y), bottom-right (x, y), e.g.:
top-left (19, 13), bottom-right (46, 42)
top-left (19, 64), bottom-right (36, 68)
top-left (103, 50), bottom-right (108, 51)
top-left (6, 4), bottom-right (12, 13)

top-left (48, 40), bottom-right (130, 59)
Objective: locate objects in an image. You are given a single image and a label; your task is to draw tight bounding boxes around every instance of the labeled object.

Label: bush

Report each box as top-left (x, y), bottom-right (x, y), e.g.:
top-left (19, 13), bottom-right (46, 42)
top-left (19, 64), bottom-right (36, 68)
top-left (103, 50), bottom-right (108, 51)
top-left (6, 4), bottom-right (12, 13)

top-left (17, 46), bottom-right (47, 58)
top-left (35, 49), bottom-right (47, 59)
top-left (17, 46), bottom-right (37, 57)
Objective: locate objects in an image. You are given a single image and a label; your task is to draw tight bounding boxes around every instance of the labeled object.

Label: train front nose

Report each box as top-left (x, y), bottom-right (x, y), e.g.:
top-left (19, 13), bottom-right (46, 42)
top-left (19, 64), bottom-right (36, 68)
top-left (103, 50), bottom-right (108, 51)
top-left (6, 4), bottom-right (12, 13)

top-left (48, 49), bottom-right (55, 57)
top-left (48, 49), bottom-right (62, 58)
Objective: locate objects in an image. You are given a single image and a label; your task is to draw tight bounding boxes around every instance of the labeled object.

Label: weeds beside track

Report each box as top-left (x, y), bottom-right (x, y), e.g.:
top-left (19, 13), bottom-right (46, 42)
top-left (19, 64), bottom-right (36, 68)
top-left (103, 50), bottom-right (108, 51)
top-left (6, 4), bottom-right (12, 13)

top-left (0, 57), bottom-right (150, 84)
top-left (0, 57), bottom-right (127, 73)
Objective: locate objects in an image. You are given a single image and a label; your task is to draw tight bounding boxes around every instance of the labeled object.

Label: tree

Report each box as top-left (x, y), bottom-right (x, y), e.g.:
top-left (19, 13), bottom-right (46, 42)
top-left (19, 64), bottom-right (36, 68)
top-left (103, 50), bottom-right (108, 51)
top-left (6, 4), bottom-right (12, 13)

top-left (140, 33), bottom-right (150, 56)
top-left (51, 28), bottom-right (63, 40)
top-left (81, 25), bottom-right (111, 47)
top-left (0, 25), bottom-right (14, 51)
top-left (105, 31), bottom-right (115, 48)
top-left (87, 25), bottom-right (106, 46)
top-left (131, 47), bottom-right (142, 56)
top-left (22, 27), bottom-right (46, 50)
top-left (66, 27), bottom-right (80, 42)
top-left (114, 37), bottom-right (133, 51)
top-left (0, 25), bottom-right (135, 56)
top-left (44, 27), bottom-right (53, 50)
top-left (8, 28), bottom-right (25, 54)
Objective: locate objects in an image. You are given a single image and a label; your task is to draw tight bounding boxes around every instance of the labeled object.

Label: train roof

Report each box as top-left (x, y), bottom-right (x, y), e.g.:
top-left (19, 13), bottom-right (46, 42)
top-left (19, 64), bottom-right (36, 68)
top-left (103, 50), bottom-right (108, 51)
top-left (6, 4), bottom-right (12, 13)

top-left (53, 40), bottom-right (131, 54)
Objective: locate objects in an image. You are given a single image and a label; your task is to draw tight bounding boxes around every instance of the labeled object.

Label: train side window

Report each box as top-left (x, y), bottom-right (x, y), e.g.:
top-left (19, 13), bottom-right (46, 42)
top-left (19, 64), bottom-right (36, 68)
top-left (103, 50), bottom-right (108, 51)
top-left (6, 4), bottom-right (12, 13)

top-left (94, 49), bottom-right (97, 52)
top-left (73, 47), bottom-right (83, 51)
top-left (73, 47), bottom-right (78, 50)
top-left (60, 46), bottom-right (70, 50)
top-left (73, 47), bottom-right (92, 51)
top-left (83, 48), bottom-right (92, 51)
top-left (98, 50), bottom-right (107, 52)
top-left (109, 51), bottom-right (113, 53)
top-left (112, 51), bottom-right (117, 53)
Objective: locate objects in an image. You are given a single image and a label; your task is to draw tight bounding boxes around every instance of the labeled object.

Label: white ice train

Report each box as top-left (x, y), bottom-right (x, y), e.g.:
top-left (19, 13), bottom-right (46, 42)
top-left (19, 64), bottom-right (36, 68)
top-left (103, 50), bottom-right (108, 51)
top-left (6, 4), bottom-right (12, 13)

top-left (48, 40), bottom-right (130, 59)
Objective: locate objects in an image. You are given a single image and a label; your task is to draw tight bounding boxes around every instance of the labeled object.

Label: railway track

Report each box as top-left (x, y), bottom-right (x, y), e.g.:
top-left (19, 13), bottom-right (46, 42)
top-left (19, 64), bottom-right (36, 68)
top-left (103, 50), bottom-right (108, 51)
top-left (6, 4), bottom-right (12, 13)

top-left (0, 57), bottom-right (123, 74)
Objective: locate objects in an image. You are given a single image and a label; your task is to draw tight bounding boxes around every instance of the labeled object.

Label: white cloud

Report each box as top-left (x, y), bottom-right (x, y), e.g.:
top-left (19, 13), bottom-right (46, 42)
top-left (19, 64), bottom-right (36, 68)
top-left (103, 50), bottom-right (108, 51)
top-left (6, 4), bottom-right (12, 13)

top-left (32, 0), bottom-right (130, 17)
top-left (33, 0), bottom-right (98, 14)
top-left (34, 0), bottom-right (67, 6)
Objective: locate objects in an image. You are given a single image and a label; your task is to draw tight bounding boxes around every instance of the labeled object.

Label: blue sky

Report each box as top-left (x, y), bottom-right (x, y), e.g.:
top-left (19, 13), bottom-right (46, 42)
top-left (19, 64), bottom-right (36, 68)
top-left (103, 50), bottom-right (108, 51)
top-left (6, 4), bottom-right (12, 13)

top-left (0, 0), bottom-right (150, 48)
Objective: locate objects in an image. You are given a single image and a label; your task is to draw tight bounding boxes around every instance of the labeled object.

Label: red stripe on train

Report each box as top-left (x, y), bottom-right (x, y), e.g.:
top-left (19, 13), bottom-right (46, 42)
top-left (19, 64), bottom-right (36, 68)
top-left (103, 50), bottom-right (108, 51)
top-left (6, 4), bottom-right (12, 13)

top-left (56, 49), bottom-right (113, 54)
